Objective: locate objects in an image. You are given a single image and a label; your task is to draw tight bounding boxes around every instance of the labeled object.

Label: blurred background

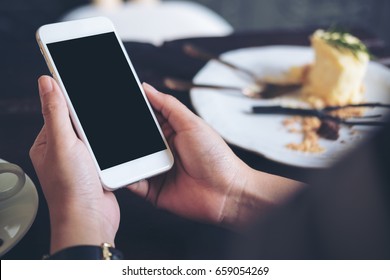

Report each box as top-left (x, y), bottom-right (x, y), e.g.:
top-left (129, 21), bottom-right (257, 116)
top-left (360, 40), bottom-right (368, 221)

top-left (1, 0), bottom-right (389, 43)
top-left (198, 0), bottom-right (389, 43)
top-left (0, 0), bottom-right (390, 42)
top-left (1, 0), bottom-right (389, 99)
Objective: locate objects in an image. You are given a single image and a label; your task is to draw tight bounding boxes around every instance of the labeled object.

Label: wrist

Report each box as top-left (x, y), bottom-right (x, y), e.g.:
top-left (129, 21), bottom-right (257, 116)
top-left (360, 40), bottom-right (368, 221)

top-left (49, 207), bottom-right (115, 254)
top-left (218, 164), bottom-right (254, 229)
top-left (220, 167), bottom-right (305, 230)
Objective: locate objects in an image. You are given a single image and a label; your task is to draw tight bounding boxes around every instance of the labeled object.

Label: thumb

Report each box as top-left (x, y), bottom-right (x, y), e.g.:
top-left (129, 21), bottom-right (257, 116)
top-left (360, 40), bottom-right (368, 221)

top-left (38, 75), bottom-right (77, 145)
top-left (143, 83), bottom-right (200, 133)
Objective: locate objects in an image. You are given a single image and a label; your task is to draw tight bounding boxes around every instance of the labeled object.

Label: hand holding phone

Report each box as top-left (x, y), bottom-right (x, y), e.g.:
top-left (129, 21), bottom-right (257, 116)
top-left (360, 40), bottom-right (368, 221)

top-left (31, 75), bottom-right (121, 253)
top-left (36, 17), bottom-right (173, 190)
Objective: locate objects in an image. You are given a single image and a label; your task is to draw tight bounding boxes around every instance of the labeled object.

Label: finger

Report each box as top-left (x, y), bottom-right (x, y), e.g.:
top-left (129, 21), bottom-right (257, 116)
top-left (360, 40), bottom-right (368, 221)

top-left (30, 125), bottom-right (47, 160)
top-left (126, 180), bottom-right (150, 198)
top-left (161, 121), bottom-right (174, 140)
top-left (33, 125), bottom-right (47, 147)
top-left (38, 76), bottom-right (77, 145)
top-left (143, 83), bottom-right (201, 133)
top-left (155, 111), bottom-right (165, 126)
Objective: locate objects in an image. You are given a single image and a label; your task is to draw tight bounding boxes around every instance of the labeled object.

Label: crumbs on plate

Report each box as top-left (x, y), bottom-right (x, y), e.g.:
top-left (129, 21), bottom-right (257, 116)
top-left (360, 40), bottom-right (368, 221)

top-left (283, 117), bottom-right (324, 153)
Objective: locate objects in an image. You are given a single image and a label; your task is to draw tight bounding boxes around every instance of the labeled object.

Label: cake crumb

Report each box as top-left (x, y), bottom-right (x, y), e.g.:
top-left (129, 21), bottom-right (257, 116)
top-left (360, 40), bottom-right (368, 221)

top-left (283, 116), bottom-right (324, 153)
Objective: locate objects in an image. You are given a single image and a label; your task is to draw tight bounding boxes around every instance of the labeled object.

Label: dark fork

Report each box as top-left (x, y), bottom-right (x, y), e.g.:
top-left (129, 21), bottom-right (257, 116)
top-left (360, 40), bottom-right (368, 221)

top-left (251, 104), bottom-right (390, 126)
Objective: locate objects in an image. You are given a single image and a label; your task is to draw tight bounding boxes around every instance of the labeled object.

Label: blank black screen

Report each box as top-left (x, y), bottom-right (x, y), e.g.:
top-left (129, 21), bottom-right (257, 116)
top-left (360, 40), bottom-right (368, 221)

top-left (47, 32), bottom-right (166, 170)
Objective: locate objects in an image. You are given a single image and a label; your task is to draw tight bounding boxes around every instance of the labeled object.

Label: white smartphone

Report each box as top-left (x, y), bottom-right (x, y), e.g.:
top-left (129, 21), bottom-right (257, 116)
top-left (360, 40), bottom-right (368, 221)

top-left (36, 17), bottom-right (174, 190)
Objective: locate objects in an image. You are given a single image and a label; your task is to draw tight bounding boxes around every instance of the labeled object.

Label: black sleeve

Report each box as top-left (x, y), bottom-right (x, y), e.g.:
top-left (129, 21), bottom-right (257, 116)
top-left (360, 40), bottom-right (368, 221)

top-left (46, 245), bottom-right (123, 260)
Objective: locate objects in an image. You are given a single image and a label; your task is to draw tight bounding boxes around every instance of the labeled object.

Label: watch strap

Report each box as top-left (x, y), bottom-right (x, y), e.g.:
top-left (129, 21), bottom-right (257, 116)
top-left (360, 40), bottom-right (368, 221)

top-left (45, 243), bottom-right (123, 260)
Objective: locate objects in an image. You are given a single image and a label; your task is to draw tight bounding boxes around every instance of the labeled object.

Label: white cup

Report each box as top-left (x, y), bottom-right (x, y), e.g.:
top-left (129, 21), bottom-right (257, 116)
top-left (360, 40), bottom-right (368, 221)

top-left (0, 162), bottom-right (26, 202)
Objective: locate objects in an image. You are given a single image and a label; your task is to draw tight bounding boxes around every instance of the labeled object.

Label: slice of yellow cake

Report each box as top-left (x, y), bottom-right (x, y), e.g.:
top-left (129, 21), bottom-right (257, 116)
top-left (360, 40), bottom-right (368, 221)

top-left (302, 30), bottom-right (369, 107)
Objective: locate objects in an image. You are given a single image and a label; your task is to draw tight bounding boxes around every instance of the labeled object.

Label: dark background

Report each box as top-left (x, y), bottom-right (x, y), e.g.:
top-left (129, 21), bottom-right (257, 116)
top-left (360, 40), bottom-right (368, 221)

top-left (1, 0), bottom-right (389, 99)
top-left (197, 0), bottom-right (390, 45)
top-left (2, 0), bottom-right (390, 44)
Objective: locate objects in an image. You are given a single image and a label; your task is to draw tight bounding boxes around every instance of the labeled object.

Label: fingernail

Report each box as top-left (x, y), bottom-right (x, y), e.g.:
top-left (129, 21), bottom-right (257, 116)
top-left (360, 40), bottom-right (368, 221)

top-left (143, 82), bottom-right (159, 94)
top-left (38, 76), bottom-right (53, 96)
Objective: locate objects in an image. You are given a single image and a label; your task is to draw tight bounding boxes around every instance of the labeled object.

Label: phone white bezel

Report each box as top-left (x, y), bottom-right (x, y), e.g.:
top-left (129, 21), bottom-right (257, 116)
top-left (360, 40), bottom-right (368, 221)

top-left (36, 17), bottom-right (174, 190)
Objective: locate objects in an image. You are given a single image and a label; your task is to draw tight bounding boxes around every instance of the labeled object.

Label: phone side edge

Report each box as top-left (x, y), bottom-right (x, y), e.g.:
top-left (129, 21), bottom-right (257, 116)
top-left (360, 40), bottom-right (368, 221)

top-left (35, 27), bottom-right (107, 189)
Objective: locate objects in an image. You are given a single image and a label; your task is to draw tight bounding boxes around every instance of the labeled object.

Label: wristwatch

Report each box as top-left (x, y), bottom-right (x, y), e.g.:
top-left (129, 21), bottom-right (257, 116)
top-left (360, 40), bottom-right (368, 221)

top-left (45, 243), bottom-right (123, 260)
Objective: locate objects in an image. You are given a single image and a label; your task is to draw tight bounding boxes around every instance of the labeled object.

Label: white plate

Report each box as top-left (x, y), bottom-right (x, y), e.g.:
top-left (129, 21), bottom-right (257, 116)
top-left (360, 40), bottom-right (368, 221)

top-left (190, 46), bottom-right (390, 168)
top-left (0, 159), bottom-right (39, 257)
